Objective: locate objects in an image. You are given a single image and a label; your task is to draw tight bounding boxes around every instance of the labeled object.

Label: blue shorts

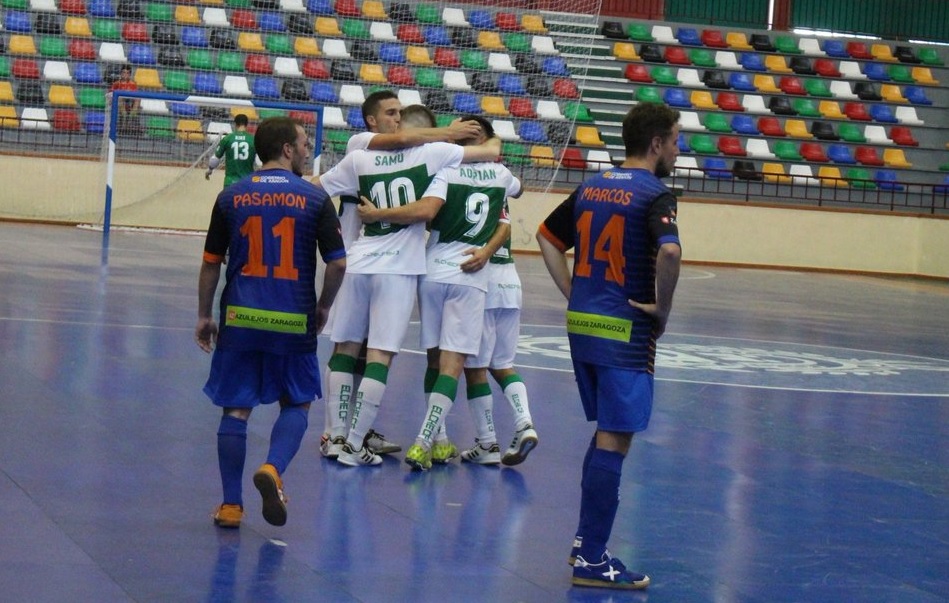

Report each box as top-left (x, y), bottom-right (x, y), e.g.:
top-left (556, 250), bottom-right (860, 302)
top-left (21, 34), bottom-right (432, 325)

top-left (203, 349), bottom-right (321, 408)
top-left (573, 360), bottom-right (654, 433)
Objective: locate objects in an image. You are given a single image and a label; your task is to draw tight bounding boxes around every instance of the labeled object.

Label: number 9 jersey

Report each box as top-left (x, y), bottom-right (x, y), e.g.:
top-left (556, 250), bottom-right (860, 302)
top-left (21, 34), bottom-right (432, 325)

top-left (537, 167), bottom-right (680, 372)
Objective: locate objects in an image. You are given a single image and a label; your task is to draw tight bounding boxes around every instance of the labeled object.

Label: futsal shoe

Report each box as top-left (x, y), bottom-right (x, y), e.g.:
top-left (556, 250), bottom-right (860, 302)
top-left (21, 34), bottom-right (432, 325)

top-left (213, 504), bottom-right (243, 529)
top-left (501, 425), bottom-right (538, 466)
top-left (460, 441), bottom-right (501, 465)
top-left (569, 537), bottom-right (613, 567)
top-left (572, 553), bottom-right (649, 590)
top-left (404, 444), bottom-right (432, 471)
top-left (253, 464), bottom-right (288, 527)
top-left (431, 440), bottom-right (459, 464)
top-left (320, 435), bottom-right (346, 459)
top-left (337, 441), bottom-right (383, 466)
top-left (363, 429), bottom-right (402, 455)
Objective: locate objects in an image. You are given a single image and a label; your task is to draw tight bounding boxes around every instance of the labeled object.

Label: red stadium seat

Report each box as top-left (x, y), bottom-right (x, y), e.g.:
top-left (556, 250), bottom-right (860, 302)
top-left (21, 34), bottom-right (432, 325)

top-left (289, 110), bottom-right (317, 124)
top-left (245, 54), bottom-right (272, 74)
top-left (496, 12), bottom-right (520, 31)
top-left (387, 65), bottom-right (414, 85)
top-left (701, 29), bottom-right (728, 48)
top-left (814, 59), bottom-right (841, 77)
top-left (335, 0), bottom-right (360, 17)
top-left (664, 46), bottom-right (691, 65)
top-left (553, 78), bottom-right (579, 99)
top-left (434, 48), bottom-right (460, 68)
top-left (508, 98), bottom-right (537, 118)
top-left (757, 117), bottom-right (785, 136)
top-left (302, 59), bottom-right (330, 79)
top-left (624, 64), bottom-right (652, 82)
top-left (779, 76), bottom-right (805, 95)
top-left (844, 102), bottom-right (871, 121)
top-left (846, 42), bottom-right (872, 59)
top-left (889, 126), bottom-right (918, 146)
top-left (800, 142), bottom-right (829, 162)
top-left (13, 59), bottom-right (41, 79)
top-left (53, 109), bottom-right (82, 131)
top-left (69, 39), bottom-right (96, 60)
top-left (60, 0), bottom-right (86, 15)
top-left (231, 10), bottom-right (257, 29)
top-left (716, 92), bottom-right (744, 111)
top-left (122, 22), bottom-right (149, 42)
top-left (855, 146), bottom-right (884, 166)
top-left (717, 136), bottom-right (746, 156)
top-left (397, 24), bottom-right (425, 44)
top-left (559, 147), bottom-right (587, 169)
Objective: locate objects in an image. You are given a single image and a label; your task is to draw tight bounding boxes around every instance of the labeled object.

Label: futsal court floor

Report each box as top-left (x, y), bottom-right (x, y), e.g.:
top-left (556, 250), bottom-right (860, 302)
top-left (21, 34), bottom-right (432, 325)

top-left (0, 221), bottom-right (946, 603)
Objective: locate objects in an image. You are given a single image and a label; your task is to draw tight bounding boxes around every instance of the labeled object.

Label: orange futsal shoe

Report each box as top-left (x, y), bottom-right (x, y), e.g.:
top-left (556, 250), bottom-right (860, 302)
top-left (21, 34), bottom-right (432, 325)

top-left (213, 503), bottom-right (243, 529)
top-left (253, 464), bottom-right (288, 526)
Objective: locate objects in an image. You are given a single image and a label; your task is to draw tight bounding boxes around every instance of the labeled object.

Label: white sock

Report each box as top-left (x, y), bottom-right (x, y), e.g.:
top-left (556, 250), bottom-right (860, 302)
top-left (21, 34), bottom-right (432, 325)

top-left (348, 377), bottom-right (385, 447)
top-left (467, 393), bottom-right (497, 445)
top-left (326, 369), bottom-right (354, 439)
top-left (504, 381), bottom-right (533, 431)
top-left (417, 391), bottom-right (454, 447)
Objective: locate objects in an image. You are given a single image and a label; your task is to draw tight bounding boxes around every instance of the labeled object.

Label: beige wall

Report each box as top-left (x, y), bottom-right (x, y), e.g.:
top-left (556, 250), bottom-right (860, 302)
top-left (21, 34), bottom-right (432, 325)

top-left (2, 156), bottom-right (948, 279)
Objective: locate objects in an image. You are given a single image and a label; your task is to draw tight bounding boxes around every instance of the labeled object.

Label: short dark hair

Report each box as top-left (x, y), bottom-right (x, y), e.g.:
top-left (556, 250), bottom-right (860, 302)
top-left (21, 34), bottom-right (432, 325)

top-left (254, 117), bottom-right (300, 163)
top-left (400, 104), bottom-right (437, 128)
top-left (459, 115), bottom-right (494, 141)
top-left (361, 89), bottom-right (398, 125)
top-left (233, 114), bottom-right (249, 127)
top-left (622, 104), bottom-right (681, 158)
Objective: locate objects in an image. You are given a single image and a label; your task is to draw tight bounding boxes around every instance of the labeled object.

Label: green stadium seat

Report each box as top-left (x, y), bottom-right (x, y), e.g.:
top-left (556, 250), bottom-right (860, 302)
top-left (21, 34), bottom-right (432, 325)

top-left (415, 3), bottom-right (441, 23)
top-left (689, 49), bottom-right (717, 67)
top-left (78, 87), bottom-right (106, 108)
top-left (341, 19), bottom-right (369, 39)
top-left (146, 116), bottom-right (174, 138)
top-left (416, 68), bottom-right (443, 88)
top-left (773, 140), bottom-right (803, 161)
top-left (92, 19), bottom-right (121, 40)
top-left (502, 141), bottom-right (531, 165)
top-left (838, 123), bottom-right (867, 143)
top-left (187, 49), bottom-right (214, 70)
top-left (224, 0), bottom-right (252, 7)
top-left (460, 50), bottom-right (488, 71)
top-left (3, 0), bottom-right (29, 8)
top-left (792, 98), bottom-right (821, 117)
top-left (0, 57), bottom-right (10, 78)
top-left (689, 134), bottom-right (717, 154)
top-left (503, 33), bottom-right (531, 53)
top-left (39, 37), bottom-right (69, 58)
top-left (650, 66), bottom-right (679, 85)
top-left (703, 113), bottom-right (732, 133)
top-left (626, 23), bottom-right (653, 41)
top-left (163, 70), bottom-right (191, 92)
top-left (846, 167), bottom-right (875, 189)
top-left (888, 64), bottom-right (914, 83)
top-left (435, 114), bottom-right (456, 128)
top-left (325, 129), bottom-right (349, 153)
top-left (918, 47), bottom-right (944, 66)
top-left (218, 52), bottom-right (245, 72)
top-left (804, 78), bottom-right (832, 97)
top-left (145, 2), bottom-right (173, 22)
top-left (774, 35), bottom-right (801, 54)
top-left (563, 102), bottom-right (593, 122)
top-left (635, 86), bottom-right (662, 103)
top-left (265, 34), bottom-right (293, 55)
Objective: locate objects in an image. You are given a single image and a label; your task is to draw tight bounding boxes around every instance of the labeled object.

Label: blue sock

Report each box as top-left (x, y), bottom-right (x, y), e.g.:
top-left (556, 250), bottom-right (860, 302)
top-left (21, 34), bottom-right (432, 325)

top-left (577, 448), bottom-right (625, 562)
top-left (266, 405), bottom-right (309, 475)
top-left (217, 415), bottom-right (247, 506)
top-left (574, 435), bottom-right (597, 539)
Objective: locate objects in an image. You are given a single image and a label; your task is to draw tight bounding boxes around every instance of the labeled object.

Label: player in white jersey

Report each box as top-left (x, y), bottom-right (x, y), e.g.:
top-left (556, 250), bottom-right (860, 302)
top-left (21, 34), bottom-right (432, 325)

top-left (314, 106), bottom-right (499, 467)
top-left (317, 91), bottom-right (490, 459)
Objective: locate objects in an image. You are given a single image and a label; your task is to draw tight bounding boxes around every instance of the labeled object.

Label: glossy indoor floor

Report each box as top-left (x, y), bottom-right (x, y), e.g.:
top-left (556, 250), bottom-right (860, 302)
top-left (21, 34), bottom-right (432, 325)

top-left (0, 222), bottom-right (946, 603)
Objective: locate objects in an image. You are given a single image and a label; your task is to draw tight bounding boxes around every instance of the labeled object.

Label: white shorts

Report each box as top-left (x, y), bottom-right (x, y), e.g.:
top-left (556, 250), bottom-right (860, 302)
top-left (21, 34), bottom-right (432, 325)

top-left (465, 307), bottom-right (521, 369)
top-left (418, 280), bottom-right (485, 355)
top-left (331, 273), bottom-right (417, 353)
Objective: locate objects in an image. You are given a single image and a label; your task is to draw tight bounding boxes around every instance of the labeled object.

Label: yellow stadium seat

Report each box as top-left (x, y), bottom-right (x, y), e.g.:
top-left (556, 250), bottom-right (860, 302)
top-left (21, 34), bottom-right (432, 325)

top-left (295, 37), bottom-right (320, 56)
top-left (478, 31), bottom-right (506, 51)
top-left (818, 100), bottom-right (845, 119)
top-left (48, 84), bottom-right (77, 106)
top-left (0, 83), bottom-right (15, 102)
top-left (726, 32), bottom-right (753, 50)
top-left (406, 46), bottom-right (434, 65)
top-left (521, 14), bottom-right (547, 34)
top-left (531, 145), bottom-right (556, 167)
top-left (362, 0), bottom-right (387, 19)
top-left (0, 105), bottom-right (19, 128)
top-left (762, 163), bottom-right (792, 184)
top-left (871, 44), bottom-right (897, 62)
top-left (576, 126), bottom-right (605, 146)
top-left (481, 96), bottom-right (509, 116)
top-left (9, 35), bottom-right (37, 55)
top-left (880, 84), bottom-right (908, 103)
top-left (765, 55), bottom-right (792, 73)
top-left (690, 90), bottom-right (717, 110)
top-left (238, 32), bottom-right (265, 52)
top-left (883, 148), bottom-right (912, 168)
top-left (177, 119), bottom-right (204, 141)
top-left (612, 42), bottom-right (640, 61)
top-left (199, 0), bottom-right (224, 4)
top-left (911, 67), bottom-right (938, 85)
top-left (785, 119), bottom-right (813, 139)
top-left (64, 17), bottom-right (92, 37)
top-left (316, 17), bottom-right (342, 37)
top-left (753, 74), bottom-right (780, 93)
top-left (818, 166), bottom-right (847, 187)
top-left (231, 106), bottom-right (258, 121)
top-left (359, 63), bottom-right (386, 83)
top-left (134, 68), bottom-right (162, 90)
top-left (175, 5), bottom-right (201, 24)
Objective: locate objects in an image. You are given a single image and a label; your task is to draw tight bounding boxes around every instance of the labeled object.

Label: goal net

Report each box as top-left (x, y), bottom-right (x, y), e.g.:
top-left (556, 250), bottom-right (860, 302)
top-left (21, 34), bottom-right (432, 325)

top-left (99, 91), bottom-right (323, 235)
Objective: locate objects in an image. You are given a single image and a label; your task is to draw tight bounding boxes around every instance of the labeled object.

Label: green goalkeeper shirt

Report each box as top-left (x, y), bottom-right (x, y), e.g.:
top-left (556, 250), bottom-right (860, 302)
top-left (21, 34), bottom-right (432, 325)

top-left (214, 130), bottom-right (256, 187)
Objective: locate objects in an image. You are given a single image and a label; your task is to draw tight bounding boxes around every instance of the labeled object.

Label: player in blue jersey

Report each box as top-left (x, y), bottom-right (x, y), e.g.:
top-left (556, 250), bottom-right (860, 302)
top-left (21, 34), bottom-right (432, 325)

top-left (536, 103), bottom-right (682, 590)
top-left (196, 117), bottom-right (346, 529)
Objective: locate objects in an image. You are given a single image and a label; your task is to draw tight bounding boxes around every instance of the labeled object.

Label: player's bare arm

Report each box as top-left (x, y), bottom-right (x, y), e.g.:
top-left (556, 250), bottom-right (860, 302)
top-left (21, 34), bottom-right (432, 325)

top-left (365, 120), bottom-right (482, 151)
top-left (461, 136), bottom-right (502, 163)
top-left (315, 257), bottom-right (346, 334)
top-left (536, 232), bottom-right (572, 300)
top-left (628, 242), bottom-right (681, 338)
top-left (195, 260), bottom-right (222, 352)
top-left (460, 222), bottom-right (511, 273)
top-left (356, 195), bottom-right (444, 225)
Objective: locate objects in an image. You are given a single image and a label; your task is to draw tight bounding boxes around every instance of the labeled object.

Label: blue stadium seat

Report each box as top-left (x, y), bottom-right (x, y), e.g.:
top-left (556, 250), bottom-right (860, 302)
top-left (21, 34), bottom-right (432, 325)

top-left (542, 56), bottom-right (570, 76)
top-left (739, 53), bottom-right (766, 71)
top-left (88, 0), bottom-right (115, 18)
top-left (875, 169), bottom-right (904, 191)
top-left (181, 27), bottom-right (208, 48)
top-left (498, 74), bottom-right (527, 95)
top-left (863, 63), bottom-right (890, 81)
top-left (828, 144), bottom-right (856, 164)
top-left (253, 77), bottom-right (280, 99)
top-left (469, 10), bottom-right (493, 29)
top-left (904, 86), bottom-right (933, 105)
top-left (453, 92), bottom-right (480, 114)
top-left (346, 107), bottom-right (365, 129)
top-left (517, 121), bottom-right (547, 143)
top-left (379, 43), bottom-right (406, 63)
top-left (869, 104), bottom-right (898, 123)
top-left (170, 102), bottom-right (200, 117)
top-left (4, 11), bottom-right (32, 33)
top-left (822, 39), bottom-right (848, 58)
top-left (729, 72), bottom-right (756, 91)
top-left (934, 175), bottom-right (949, 194)
top-left (424, 25), bottom-right (451, 46)
top-left (194, 72), bottom-right (221, 94)
top-left (74, 63), bottom-right (102, 84)
top-left (731, 114), bottom-right (759, 135)
top-left (307, 0), bottom-right (333, 15)
top-left (128, 44), bottom-right (157, 65)
top-left (85, 111), bottom-right (106, 134)
top-left (259, 13), bottom-right (286, 32)
top-left (310, 82), bottom-right (338, 103)
top-left (703, 158), bottom-right (732, 178)
top-left (663, 88), bottom-right (691, 108)
top-left (676, 27), bottom-right (701, 46)
top-left (677, 132), bottom-right (690, 152)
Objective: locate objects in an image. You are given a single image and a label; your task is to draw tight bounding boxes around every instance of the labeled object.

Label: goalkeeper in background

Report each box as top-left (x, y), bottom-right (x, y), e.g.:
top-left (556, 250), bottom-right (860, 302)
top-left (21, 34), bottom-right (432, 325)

top-left (206, 114), bottom-right (258, 188)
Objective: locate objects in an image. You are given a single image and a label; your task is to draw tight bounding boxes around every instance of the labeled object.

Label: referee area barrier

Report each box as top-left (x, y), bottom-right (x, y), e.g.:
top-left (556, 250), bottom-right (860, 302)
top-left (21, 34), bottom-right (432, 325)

top-left (0, 154), bottom-right (947, 279)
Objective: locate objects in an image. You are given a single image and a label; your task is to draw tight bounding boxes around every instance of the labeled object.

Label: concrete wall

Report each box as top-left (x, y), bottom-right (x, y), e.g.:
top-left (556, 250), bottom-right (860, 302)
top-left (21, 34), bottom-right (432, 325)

top-left (2, 156), bottom-right (947, 278)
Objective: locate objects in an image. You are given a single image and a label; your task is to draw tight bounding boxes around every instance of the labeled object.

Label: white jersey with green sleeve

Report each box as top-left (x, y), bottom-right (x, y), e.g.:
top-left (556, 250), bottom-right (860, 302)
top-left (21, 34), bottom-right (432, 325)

top-left (425, 162), bottom-right (519, 290)
top-left (319, 142), bottom-right (464, 275)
